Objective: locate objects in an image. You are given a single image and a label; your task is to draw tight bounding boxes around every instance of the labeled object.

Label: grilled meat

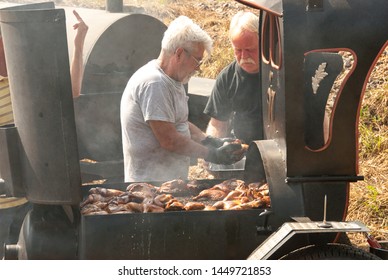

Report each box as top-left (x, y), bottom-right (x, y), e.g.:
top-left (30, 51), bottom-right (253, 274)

top-left (143, 204), bottom-right (165, 213)
top-left (153, 194), bottom-right (174, 207)
top-left (186, 180), bottom-right (211, 195)
top-left (184, 201), bottom-right (205, 211)
top-left (164, 199), bottom-right (185, 211)
top-left (158, 179), bottom-right (189, 195)
top-left (193, 189), bottom-right (228, 201)
top-left (89, 187), bottom-right (125, 197)
top-left (80, 178), bottom-right (271, 215)
top-left (126, 182), bottom-right (157, 198)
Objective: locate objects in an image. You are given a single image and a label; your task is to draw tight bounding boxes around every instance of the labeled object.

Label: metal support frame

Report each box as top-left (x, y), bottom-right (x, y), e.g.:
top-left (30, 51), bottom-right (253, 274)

top-left (248, 220), bottom-right (369, 260)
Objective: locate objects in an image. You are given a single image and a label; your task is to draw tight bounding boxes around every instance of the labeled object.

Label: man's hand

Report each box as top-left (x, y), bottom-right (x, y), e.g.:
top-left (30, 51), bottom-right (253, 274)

top-left (73, 10), bottom-right (88, 48)
top-left (205, 143), bottom-right (244, 165)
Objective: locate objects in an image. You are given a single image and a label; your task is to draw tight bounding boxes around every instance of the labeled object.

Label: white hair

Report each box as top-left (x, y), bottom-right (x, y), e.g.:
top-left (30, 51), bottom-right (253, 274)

top-left (229, 11), bottom-right (259, 39)
top-left (161, 15), bottom-right (213, 58)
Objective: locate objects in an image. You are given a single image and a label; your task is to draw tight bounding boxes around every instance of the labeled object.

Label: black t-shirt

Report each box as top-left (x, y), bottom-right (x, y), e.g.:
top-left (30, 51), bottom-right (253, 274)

top-left (203, 61), bottom-right (263, 144)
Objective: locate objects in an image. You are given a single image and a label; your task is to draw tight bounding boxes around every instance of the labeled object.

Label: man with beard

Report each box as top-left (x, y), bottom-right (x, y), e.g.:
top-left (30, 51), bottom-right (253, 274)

top-left (120, 16), bottom-right (244, 182)
top-left (204, 11), bottom-right (263, 147)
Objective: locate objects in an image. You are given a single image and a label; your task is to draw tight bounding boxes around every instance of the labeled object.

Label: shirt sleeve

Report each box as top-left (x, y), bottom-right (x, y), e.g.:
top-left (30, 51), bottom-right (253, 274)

top-left (141, 82), bottom-right (175, 123)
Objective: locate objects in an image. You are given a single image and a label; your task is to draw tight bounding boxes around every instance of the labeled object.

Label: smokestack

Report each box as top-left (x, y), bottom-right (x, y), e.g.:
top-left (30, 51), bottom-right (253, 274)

top-left (106, 0), bottom-right (123, 13)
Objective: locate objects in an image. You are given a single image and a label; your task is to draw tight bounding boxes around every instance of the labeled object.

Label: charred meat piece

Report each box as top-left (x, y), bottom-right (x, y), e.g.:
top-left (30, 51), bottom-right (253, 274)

top-left (184, 201), bottom-right (206, 211)
top-left (158, 179), bottom-right (188, 195)
top-left (186, 180), bottom-right (211, 195)
top-left (81, 204), bottom-right (105, 215)
top-left (89, 187), bottom-right (125, 197)
top-left (112, 192), bottom-right (145, 204)
top-left (80, 193), bottom-right (112, 208)
top-left (126, 182), bottom-right (157, 197)
top-left (106, 203), bottom-right (128, 214)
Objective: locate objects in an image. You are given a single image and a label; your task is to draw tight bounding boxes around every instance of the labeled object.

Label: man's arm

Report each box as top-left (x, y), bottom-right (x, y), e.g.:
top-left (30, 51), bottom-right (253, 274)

top-left (188, 122), bottom-right (207, 143)
top-left (70, 10), bottom-right (88, 98)
top-left (206, 117), bottom-right (229, 138)
top-left (149, 120), bottom-right (209, 159)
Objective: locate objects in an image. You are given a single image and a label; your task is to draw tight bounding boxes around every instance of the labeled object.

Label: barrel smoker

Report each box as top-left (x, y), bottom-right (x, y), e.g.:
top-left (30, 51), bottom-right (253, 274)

top-left (0, 0), bottom-right (387, 260)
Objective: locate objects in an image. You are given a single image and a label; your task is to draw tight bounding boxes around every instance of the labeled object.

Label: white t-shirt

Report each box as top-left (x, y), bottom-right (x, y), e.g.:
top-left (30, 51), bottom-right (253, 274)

top-left (120, 60), bottom-right (190, 182)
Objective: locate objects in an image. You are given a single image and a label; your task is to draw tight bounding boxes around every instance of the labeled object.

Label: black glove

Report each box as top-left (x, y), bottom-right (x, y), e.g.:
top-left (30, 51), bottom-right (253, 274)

top-left (201, 135), bottom-right (236, 148)
top-left (205, 143), bottom-right (242, 165)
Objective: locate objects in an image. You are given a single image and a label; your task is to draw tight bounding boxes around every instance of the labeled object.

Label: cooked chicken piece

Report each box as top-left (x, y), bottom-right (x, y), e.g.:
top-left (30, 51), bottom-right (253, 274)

top-left (186, 180), bottom-right (211, 195)
top-left (153, 194), bottom-right (174, 207)
top-left (247, 181), bottom-right (266, 189)
top-left (220, 179), bottom-right (247, 191)
top-left (126, 183), bottom-right (157, 197)
top-left (223, 190), bottom-right (244, 201)
top-left (158, 179), bottom-right (188, 195)
top-left (209, 184), bottom-right (233, 193)
top-left (123, 202), bottom-right (143, 213)
top-left (80, 193), bottom-right (112, 208)
top-left (258, 183), bottom-right (269, 191)
top-left (89, 187), bottom-right (125, 197)
top-left (193, 189), bottom-right (228, 201)
top-left (240, 199), bottom-right (266, 209)
top-left (204, 205), bottom-right (218, 211)
top-left (106, 203), bottom-right (128, 214)
top-left (81, 204), bottom-right (104, 215)
top-left (260, 189), bottom-right (269, 196)
top-left (143, 204), bottom-right (164, 213)
top-left (113, 192), bottom-right (145, 204)
top-left (91, 201), bottom-right (109, 210)
top-left (184, 201), bottom-right (205, 211)
top-left (85, 211), bottom-right (108, 215)
top-left (164, 199), bottom-right (185, 211)
top-left (229, 205), bottom-right (244, 210)
top-left (215, 200), bottom-right (242, 210)
top-left (212, 201), bottom-right (225, 209)
top-left (242, 188), bottom-right (263, 201)
top-left (261, 195), bottom-right (271, 207)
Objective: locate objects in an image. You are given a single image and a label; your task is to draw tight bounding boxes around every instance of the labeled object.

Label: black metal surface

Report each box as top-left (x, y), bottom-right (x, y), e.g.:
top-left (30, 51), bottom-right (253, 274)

top-left (281, 0), bottom-right (388, 177)
top-left (0, 125), bottom-right (23, 197)
top-left (77, 181), bottom-right (275, 260)
top-left (13, 205), bottom-right (79, 260)
top-left (0, 6), bottom-right (81, 204)
top-left (80, 207), bottom-right (268, 260)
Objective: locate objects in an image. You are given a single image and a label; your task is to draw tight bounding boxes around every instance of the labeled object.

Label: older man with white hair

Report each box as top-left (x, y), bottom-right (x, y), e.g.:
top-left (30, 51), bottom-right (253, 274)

top-left (204, 11), bottom-right (263, 146)
top-left (120, 15), bottom-right (244, 182)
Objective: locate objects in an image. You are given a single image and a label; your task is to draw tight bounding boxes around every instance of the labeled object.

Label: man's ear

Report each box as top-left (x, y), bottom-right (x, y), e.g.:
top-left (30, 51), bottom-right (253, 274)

top-left (174, 47), bottom-right (184, 59)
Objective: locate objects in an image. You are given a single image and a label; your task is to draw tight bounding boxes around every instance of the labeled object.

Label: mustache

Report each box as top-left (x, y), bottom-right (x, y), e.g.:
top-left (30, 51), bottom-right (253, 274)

top-left (239, 58), bottom-right (256, 65)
